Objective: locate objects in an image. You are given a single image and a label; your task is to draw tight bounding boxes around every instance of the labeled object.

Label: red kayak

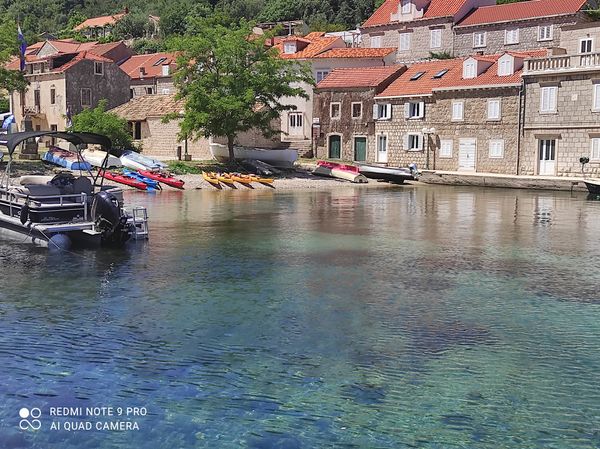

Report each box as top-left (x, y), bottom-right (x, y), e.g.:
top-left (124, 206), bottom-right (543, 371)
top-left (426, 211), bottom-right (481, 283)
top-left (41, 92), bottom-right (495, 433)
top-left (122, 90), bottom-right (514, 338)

top-left (99, 170), bottom-right (148, 191)
top-left (317, 160), bottom-right (360, 173)
top-left (138, 170), bottom-right (185, 190)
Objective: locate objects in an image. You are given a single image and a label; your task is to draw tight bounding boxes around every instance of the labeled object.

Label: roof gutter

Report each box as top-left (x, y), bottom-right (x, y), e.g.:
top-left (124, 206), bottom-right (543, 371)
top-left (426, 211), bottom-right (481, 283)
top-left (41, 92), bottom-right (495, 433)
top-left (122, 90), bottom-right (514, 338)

top-left (374, 93), bottom-right (433, 100)
top-left (455, 12), bottom-right (578, 29)
top-left (432, 83), bottom-right (521, 92)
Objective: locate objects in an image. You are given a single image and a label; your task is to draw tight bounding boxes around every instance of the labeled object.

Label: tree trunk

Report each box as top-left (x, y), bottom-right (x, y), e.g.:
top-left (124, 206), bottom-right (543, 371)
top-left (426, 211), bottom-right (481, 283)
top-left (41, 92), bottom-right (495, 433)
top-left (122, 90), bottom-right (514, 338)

top-left (227, 134), bottom-right (235, 162)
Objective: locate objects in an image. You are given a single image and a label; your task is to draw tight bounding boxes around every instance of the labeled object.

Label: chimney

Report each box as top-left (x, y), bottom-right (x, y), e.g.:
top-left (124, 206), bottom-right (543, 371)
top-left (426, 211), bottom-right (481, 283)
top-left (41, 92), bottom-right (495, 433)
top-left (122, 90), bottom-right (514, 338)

top-left (139, 67), bottom-right (146, 78)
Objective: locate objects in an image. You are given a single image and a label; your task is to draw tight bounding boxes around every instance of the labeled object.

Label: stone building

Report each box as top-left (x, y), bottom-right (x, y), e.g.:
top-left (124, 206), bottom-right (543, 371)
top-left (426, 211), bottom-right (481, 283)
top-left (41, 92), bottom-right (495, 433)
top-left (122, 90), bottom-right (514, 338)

top-left (453, 0), bottom-right (588, 57)
top-left (9, 41), bottom-right (131, 133)
top-left (521, 50), bottom-right (600, 177)
top-left (274, 32), bottom-right (396, 154)
top-left (360, 0), bottom-right (495, 62)
top-left (313, 65), bottom-right (407, 161)
top-left (373, 51), bottom-right (545, 172)
top-left (119, 52), bottom-right (178, 98)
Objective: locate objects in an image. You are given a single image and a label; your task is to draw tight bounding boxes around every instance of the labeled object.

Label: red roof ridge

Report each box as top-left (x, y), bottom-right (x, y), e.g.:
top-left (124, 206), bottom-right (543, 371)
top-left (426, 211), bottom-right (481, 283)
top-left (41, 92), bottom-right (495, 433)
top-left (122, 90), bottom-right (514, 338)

top-left (316, 64), bottom-right (406, 89)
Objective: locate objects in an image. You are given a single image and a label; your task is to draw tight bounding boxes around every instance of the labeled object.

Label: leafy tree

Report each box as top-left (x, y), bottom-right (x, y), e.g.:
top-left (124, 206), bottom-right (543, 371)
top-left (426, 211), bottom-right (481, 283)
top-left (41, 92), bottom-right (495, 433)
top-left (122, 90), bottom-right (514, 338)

top-left (0, 15), bottom-right (27, 93)
top-left (0, 96), bottom-right (9, 113)
top-left (132, 38), bottom-right (165, 54)
top-left (168, 14), bottom-right (314, 160)
top-left (112, 12), bottom-right (149, 39)
top-left (69, 99), bottom-right (132, 148)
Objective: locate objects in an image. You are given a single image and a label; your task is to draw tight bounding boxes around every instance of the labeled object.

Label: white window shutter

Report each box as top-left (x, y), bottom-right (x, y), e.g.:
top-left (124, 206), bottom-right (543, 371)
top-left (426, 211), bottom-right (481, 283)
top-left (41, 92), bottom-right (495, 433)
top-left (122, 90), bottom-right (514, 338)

top-left (403, 134), bottom-right (409, 150)
top-left (594, 85), bottom-right (600, 110)
top-left (404, 102), bottom-right (410, 118)
top-left (418, 135), bottom-right (424, 150)
top-left (419, 101), bottom-right (425, 118)
top-left (373, 104), bottom-right (379, 119)
top-left (386, 104), bottom-right (392, 119)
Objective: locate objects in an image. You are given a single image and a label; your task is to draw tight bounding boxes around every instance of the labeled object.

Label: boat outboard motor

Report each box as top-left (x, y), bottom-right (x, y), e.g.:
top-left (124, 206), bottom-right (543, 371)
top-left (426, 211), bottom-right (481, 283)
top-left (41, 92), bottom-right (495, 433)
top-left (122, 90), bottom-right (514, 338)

top-left (91, 191), bottom-right (132, 246)
top-left (408, 163), bottom-right (420, 176)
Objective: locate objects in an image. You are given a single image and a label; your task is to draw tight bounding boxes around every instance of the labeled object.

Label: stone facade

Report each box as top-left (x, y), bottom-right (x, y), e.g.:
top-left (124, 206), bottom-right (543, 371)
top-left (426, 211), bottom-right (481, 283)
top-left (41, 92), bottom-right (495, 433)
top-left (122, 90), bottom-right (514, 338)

top-left (313, 89), bottom-right (377, 161)
top-left (453, 16), bottom-right (581, 57)
top-left (135, 117), bottom-right (211, 160)
top-left (374, 87), bottom-right (521, 173)
top-left (522, 71), bottom-right (600, 177)
top-left (560, 21), bottom-right (600, 55)
top-left (362, 19), bottom-right (454, 63)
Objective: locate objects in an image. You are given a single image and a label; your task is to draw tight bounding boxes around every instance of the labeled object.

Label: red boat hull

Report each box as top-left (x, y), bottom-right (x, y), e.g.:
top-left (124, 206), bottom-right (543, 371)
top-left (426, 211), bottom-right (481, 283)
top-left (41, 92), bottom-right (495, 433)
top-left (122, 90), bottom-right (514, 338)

top-left (138, 170), bottom-right (185, 189)
top-left (316, 160), bottom-right (359, 174)
top-left (99, 170), bottom-right (147, 190)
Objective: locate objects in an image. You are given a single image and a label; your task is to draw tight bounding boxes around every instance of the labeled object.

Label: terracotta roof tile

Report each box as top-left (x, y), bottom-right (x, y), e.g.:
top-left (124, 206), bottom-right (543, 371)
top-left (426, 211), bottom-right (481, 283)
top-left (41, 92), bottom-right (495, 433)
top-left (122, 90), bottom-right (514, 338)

top-left (376, 50), bottom-right (546, 98)
top-left (316, 65), bottom-right (406, 89)
top-left (110, 94), bottom-right (184, 121)
top-left (119, 52), bottom-right (178, 79)
top-left (457, 0), bottom-right (586, 27)
top-left (363, 0), bottom-right (471, 28)
top-left (314, 47), bottom-right (396, 58)
top-left (73, 13), bottom-right (126, 31)
top-left (53, 51), bottom-right (113, 73)
top-left (274, 34), bottom-right (342, 59)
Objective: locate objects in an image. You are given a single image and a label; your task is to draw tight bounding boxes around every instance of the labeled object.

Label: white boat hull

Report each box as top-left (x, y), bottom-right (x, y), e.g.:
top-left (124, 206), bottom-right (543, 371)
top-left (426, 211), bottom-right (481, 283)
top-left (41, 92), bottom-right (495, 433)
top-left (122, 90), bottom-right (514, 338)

top-left (120, 151), bottom-right (167, 171)
top-left (210, 142), bottom-right (297, 168)
top-left (313, 165), bottom-right (368, 183)
top-left (82, 149), bottom-right (122, 168)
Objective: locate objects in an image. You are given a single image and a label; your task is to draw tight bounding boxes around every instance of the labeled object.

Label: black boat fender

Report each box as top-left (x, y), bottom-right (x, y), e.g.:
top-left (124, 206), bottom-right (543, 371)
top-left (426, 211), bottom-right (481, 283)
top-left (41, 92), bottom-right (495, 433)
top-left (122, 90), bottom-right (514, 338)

top-left (20, 203), bottom-right (29, 225)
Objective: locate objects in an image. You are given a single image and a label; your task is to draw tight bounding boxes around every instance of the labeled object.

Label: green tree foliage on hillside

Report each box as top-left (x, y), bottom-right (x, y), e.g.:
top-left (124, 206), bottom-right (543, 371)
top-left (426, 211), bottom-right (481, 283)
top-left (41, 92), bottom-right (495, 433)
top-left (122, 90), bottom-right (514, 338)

top-left (167, 15), bottom-right (314, 160)
top-left (0, 16), bottom-right (27, 92)
top-left (69, 100), bottom-right (132, 148)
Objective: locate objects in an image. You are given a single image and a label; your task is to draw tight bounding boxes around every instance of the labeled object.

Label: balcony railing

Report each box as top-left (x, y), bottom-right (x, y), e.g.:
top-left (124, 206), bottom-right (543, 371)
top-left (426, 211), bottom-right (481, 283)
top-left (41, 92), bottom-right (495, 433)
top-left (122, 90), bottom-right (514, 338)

top-left (525, 53), bottom-right (600, 74)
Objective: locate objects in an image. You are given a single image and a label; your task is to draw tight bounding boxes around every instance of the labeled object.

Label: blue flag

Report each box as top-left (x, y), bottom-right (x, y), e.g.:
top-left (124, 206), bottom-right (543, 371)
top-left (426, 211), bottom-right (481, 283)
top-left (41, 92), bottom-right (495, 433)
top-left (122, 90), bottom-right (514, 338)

top-left (17, 25), bottom-right (27, 71)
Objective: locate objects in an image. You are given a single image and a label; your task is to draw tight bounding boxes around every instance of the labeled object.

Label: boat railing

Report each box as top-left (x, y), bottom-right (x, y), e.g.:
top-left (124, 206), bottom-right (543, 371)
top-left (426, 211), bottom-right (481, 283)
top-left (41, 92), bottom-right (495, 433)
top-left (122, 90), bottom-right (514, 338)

top-left (0, 188), bottom-right (88, 222)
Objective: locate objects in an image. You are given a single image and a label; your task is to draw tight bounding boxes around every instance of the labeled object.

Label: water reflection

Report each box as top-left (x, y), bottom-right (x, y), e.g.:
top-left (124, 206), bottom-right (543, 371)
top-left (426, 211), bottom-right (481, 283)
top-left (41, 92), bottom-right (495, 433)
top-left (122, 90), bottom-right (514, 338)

top-left (1, 185), bottom-right (600, 448)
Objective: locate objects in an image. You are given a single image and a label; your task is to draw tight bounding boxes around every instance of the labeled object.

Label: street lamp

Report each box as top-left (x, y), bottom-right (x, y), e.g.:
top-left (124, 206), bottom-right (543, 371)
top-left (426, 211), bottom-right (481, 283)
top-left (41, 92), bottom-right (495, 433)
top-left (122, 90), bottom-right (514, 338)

top-left (422, 126), bottom-right (436, 170)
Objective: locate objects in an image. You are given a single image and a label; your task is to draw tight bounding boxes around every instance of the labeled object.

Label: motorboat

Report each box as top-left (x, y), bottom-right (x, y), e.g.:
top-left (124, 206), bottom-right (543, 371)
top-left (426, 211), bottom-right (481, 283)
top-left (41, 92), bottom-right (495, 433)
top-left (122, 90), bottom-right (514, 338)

top-left (82, 148), bottom-right (122, 168)
top-left (120, 150), bottom-right (167, 171)
top-left (0, 131), bottom-right (149, 249)
top-left (584, 179), bottom-right (600, 194)
top-left (42, 146), bottom-right (92, 171)
top-left (357, 163), bottom-right (419, 184)
top-left (313, 161), bottom-right (368, 183)
top-left (209, 142), bottom-right (297, 168)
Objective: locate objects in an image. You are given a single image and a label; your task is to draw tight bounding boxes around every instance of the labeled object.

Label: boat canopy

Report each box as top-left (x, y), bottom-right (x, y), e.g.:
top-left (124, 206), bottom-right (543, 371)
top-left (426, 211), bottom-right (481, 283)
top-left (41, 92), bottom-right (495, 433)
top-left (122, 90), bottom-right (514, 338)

top-left (0, 131), bottom-right (113, 157)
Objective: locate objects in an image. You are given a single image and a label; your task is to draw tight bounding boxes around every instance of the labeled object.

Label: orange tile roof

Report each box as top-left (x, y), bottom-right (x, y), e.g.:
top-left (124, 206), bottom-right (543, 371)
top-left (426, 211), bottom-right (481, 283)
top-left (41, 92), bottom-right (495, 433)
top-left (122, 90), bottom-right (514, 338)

top-left (53, 51), bottom-right (113, 73)
top-left (111, 94), bottom-right (184, 121)
top-left (316, 65), bottom-right (406, 89)
top-left (274, 32), bottom-right (342, 59)
top-left (363, 0), bottom-right (471, 28)
top-left (457, 0), bottom-right (586, 27)
top-left (377, 50), bottom-right (546, 98)
top-left (119, 52), bottom-right (178, 80)
top-left (74, 13), bottom-right (126, 31)
top-left (314, 47), bottom-right (396, 58)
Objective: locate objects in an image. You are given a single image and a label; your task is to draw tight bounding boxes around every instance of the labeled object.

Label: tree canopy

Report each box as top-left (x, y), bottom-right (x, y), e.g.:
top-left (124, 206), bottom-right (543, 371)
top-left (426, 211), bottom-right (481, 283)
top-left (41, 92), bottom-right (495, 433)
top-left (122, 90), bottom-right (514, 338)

top-left (0, 15), bottom-right (27, 93)
top-left (168, 15), bottom-right (314, 159)
top-left (69, 100), bottom-right (132, 149)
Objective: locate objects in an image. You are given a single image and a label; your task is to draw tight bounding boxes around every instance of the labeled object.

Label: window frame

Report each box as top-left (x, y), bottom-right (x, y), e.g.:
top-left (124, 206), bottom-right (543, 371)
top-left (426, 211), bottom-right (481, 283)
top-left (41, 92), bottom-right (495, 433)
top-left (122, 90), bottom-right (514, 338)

top-left (487, 99), bottom-right (502, 121)
top-left (489, 139), bottom-right (505, 159)
top-left (50, 87), bottom-right (56, 105)
top-left (377, 133), bottom-right (388, 153)
top-left (401, 0), bottom-right (411, 14)
top-left (351, 102), bottom-right (363, 119)
top-left (94, 61), bottom-right (104, 76)
top-left (505, 28), bottom-right (519, 45)
top-left (399, 32), bottom-right (411, 51)
top-left (591, 137), bottom-right (600, 161)
top-left (430, 28), bottom-right (442, 49)
top-left (289, 112), bottom-right (303, 129)
top-left (451, 101), bottom-right (464, 121)
top-left (330, 102), bottom-right (341, 120)
top-left (463, 61), bottom-right (476, 79)
top-left (540, 86), bottom-right (558, 113)
top-left (316, 70), bottom-right (330, 84)
top-left (538, 25), bottom-right (553, 42)
top-left (593, 83), bottom-right (600, 112)
top-left (370, 36), bottom-right (382, 48)
top-left (283, 42), bottom-right (296, 54)
top-left (439, 139), bottom-right (453, 158)
top-left (406, 133), bottom-right (422, 152)
top-left (80, 88), bottom-right (92, 107)
top-left (473, 31), bottom-right (487, 48)
top-left (374, 103), bottom-right (392, 120)
top-left (406, 101), bottom-right (424, 119)
top-left (580, 37), bottom-right (594, 54)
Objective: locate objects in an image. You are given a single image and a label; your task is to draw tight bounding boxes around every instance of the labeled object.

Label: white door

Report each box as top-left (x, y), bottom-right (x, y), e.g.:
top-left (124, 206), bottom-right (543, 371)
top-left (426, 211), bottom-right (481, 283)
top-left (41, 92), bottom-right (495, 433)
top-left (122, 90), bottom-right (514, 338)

top-left (458, 138), bottom-right (476, 171)
top-left (377, 135), bottom-right (388, 163)
top-left (538, 139), bottom-right (556, 176)
top-left (288, 113), bottom-right (303, 137)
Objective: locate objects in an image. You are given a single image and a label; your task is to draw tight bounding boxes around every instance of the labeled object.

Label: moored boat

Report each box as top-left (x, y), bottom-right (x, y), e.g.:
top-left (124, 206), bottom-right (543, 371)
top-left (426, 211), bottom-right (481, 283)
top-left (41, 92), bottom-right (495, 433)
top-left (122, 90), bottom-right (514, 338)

top-left (202, 171), bottom-right (221, 189)
top-left (357, 163), bottom-right (418, 184)
top-left (99, 170), bottom-right (148, 191)
top-left (122, 169), bottom-right (161, 191)
top-left (82, 148), bottom-right (122, 168)
top-left (215, 172), bottom-right (236, 188)
top-left (313, 160), bottom-right (368, 183)
top-left (42, 146), bottom-right (92, 171)
top-left (120, 150), bottom-right (167, 171)
top-left (210, 142), bottom-right (297, 168)
top-left (138, 170), bottom-right (185, 190)
top-left (584, 179), bottom-right (600, 194)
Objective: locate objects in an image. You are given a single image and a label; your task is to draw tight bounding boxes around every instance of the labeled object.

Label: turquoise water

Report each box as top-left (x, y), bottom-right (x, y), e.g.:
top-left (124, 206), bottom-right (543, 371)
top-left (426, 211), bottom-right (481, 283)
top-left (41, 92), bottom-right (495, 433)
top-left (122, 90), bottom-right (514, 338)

top-left (1, 185), bottom-right (600, 448)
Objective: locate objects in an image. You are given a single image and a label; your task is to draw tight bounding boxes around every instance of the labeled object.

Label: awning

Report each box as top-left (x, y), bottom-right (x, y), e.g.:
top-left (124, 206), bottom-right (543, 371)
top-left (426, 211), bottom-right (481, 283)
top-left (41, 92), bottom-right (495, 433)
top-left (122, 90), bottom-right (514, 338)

top-left (0, 131), bottom-right (113, 156)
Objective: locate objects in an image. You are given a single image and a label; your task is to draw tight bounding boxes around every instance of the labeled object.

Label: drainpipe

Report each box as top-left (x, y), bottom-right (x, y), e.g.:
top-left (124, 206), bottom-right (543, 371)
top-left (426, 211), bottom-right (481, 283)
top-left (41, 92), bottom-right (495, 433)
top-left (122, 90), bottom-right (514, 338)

top-left (516, 79), bottom-right (525, 175)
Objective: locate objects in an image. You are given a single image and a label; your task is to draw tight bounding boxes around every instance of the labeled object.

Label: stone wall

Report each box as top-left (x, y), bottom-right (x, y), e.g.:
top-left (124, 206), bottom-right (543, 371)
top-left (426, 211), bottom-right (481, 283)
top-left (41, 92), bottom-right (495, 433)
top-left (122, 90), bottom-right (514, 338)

top-left (361, 19), bottom-right (454, 62)
top-left (313, 89), bottom-right (376, 161)
top-left (561, 21), bottom-right (600, 55)
top-left (374, 87), bottom-right (521, 172)
top-left (137, 117), bottom-right (211, 160)
top-left (453, 16), bottom-right (577, 57)
top-left (522, 72), bottom-right (600, 176)
top-left (11, 74), bottom-right (67, 131)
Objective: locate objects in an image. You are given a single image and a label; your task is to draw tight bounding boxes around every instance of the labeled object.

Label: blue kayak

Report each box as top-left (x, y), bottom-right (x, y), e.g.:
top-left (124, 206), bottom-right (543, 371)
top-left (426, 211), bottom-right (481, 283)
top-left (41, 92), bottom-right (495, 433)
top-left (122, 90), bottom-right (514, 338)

top-left (123, 169), bottom-right (162, 191)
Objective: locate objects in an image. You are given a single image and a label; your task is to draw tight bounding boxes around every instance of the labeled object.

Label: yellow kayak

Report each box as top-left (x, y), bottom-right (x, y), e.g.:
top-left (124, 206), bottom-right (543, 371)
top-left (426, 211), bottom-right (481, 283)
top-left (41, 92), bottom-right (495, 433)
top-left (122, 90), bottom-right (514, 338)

top-left (231, 173), bottom-right (254, 186)
top-left (249, 175), bottom-right (274, 185)
top-left (202, 171), bottom-right (221, 189)
top-left (214, 172), bottom-right (236, 187)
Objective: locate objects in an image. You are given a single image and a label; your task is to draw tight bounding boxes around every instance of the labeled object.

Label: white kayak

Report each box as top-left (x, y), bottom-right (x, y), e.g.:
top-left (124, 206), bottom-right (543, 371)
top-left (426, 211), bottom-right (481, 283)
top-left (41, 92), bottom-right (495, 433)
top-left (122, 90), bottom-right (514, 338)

top-left (82, 148), bottom-right (122, 168)
top-left (209, 142), bottom-right (297, 168)
top-left (120, 150), bottom-right (167, 171)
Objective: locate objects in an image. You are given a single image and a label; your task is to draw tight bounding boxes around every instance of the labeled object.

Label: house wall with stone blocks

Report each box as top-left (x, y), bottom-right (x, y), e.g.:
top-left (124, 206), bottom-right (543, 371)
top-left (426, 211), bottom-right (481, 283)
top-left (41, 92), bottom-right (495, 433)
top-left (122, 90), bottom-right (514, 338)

top-left (136, 118), bottom-right (211, 160)
top-left (522, 72), bottom-right (600, 177)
